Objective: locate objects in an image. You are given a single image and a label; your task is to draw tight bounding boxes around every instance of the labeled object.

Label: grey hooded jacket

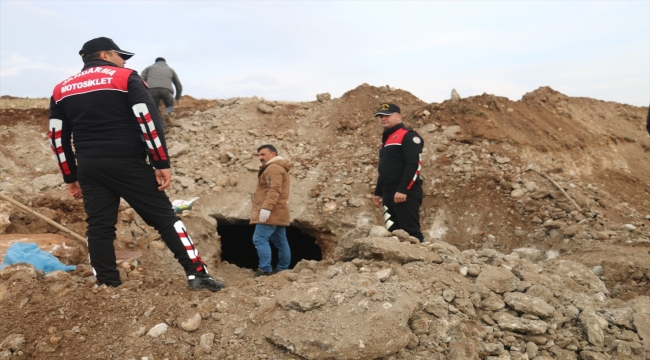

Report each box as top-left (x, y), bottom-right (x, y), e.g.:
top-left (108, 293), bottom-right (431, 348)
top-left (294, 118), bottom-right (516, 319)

top-left (141, 61), bottom-right (183, 100)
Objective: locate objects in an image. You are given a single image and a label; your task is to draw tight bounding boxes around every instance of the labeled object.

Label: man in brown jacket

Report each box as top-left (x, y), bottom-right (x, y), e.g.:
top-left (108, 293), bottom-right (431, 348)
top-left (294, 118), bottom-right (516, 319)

top-left (250, 145), bottom-right (292, 277)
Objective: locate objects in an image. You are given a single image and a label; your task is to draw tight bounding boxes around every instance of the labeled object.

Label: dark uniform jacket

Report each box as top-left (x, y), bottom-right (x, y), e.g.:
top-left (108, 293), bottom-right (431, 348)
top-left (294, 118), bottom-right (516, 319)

top-left (374, 123), bottom-right (424, 196)
top-left (49, 59), bottom-right (169, 184)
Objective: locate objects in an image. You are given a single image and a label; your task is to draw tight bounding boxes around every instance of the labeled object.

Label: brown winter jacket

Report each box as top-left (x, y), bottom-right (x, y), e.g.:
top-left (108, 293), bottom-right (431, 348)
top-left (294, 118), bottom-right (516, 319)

top-left (250, 156), bottom-right (292, 226)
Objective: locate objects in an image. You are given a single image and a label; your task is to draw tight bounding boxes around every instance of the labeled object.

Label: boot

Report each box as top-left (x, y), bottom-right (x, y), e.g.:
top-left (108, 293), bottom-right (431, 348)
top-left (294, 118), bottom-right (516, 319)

top-left (187, 274), bottom-right (225, 292)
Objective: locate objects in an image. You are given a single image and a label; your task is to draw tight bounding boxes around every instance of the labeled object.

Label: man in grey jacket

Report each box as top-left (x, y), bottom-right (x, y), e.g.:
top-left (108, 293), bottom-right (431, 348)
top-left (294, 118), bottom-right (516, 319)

top-left (142, 57), bottom-right (183, 129)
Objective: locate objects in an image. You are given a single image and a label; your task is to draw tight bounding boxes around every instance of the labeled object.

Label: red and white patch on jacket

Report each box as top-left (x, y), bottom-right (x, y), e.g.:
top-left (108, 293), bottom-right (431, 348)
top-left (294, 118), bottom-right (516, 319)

top-left (382, 128), bottom-right (409, 147)
top-left (52, 66), bottom-right (131, 103)
top-left (407, 153), bottom-right (422, 190)
top-left (48, 118), bottom-right (71, 175)
top-left (132, 103), bottom-right (168, 162)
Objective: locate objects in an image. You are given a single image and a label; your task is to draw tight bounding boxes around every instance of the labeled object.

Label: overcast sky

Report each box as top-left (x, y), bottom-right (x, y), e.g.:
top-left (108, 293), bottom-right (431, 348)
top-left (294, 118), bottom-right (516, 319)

top-left (1, 1), bottom-right (648, 106)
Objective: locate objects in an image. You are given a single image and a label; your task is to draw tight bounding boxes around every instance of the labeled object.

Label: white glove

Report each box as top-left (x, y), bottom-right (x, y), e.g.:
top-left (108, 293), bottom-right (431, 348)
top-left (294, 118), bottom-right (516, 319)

top-left (259, 209), bottom-right (271, 223)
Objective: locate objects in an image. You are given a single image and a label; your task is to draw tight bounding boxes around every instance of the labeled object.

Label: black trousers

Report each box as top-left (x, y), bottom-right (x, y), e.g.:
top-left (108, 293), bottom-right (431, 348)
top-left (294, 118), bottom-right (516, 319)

top-left (77, 157), bottom-right (205, 286)
top-left (382, 187), bottom-right (424, 242)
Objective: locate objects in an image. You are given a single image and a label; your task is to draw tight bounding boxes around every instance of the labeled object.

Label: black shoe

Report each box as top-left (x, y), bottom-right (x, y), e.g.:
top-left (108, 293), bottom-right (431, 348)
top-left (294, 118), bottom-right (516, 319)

top-left (188, 274), bottom-right (225, 292)
top-left (97, 279), bottom-right (121, 288)
top-left (253, 269), bottom-right (273, 278)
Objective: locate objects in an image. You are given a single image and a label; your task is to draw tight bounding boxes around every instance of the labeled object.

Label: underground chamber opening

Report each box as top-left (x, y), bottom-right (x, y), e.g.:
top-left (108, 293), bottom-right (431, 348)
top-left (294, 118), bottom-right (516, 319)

top-left (218, 221), bottom-right (322, 270)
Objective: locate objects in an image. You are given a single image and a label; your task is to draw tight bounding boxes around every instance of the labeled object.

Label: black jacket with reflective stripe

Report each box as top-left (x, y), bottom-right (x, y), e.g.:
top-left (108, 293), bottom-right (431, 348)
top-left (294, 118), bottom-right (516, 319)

top-left (374, 123), bottom-right (424, 196)
top-left (49, 60), bottom-right (169, 183)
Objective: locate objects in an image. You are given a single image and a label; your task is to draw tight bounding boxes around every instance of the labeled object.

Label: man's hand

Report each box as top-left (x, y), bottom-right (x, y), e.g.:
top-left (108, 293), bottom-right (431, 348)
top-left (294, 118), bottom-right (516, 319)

top-left (67, 181), bottom-right (83, 198)
top-left (259, 209), bottom-right (271, 223)
top-left (175, 99), bottom-right (181, 105)
top-left (394, 192), bottom-right (407, 203)
top-left (155, 169), bottom-right (172, 191)
top-left (372, 196), bottom-right (382, 206)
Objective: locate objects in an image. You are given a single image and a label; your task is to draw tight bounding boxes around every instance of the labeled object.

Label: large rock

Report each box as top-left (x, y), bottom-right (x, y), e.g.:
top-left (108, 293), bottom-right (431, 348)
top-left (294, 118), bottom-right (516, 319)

top-left (368, 226), bottom-right (390, 238)
top-left (168, 142), bottom-right (189, 157)
top-left (511, 189), bottom-right (524, 198)
top-left (633, 313), bottom-right (650, 352)
top-left (353, 237), bottom-right (442, 264)
top-left (513, 247), bottom-right (544, 262)
top-left (0, 263), bottom-right (37, 282)
top-left (277, 283), bottom-right (330, 312)
top-left (243, 159), bottom-right (261, 171)
top-left (32, 174), bottom-right (61, 191)
top-left (194, 332), bottom-right (215, 357)
top-left (316, 93), bottom-right (331, 102)
top-left (563, 224), bottom-right (580, 237)
top-left (257, 103), bottom-right (274, 114)
top-left (179, 313), bottom-right (202, 332)
top-left (0, 183), bottom-right (16, 196)
top-left (476, 266), bottom-right (520, 294)
top-left (481, 292), bottom-right (505, 311)
top-left (146, 323), bottom-right (168, 338)
top-left (598, 307), bottom-right (634, 330)
top-left (503, 292), bottom-right (555, 318)
top-left (264, 278), bottom-right (421, 360)
top-left (579, 351), bottom-right (611, 360)
top-left (579, 308), bottom-right (608, 347)
top-left (0, 334), bottom-right (26, 352)
top-left (443, 125), bottom-right (461, 135)
top-left (176, 176), bottom-right (195, 188)
top-left (554, 260), bottom-right (608, 295)
top-left (424, 296), bottom-right (449, 318)
top-left (629, 296), bottom-right (650, 315)
top-left (492, 312), bottom-right (548, 335)
top-left (447, 322), bottom-right (480, 360)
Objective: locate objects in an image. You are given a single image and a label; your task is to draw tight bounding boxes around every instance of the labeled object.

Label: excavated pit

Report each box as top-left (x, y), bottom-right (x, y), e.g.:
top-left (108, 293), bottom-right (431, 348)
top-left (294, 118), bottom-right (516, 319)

top-left (217, 221), bottom-right (322, 270)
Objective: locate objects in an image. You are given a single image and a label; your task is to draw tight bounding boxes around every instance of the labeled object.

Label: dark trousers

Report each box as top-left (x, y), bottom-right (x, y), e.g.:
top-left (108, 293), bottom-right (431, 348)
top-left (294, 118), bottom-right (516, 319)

top-left (149, 88), bottom-right (175, 114)
top-left (382, 187), bottom-right (424, 242)
top-left (77, 157), bottom-right (205, 286)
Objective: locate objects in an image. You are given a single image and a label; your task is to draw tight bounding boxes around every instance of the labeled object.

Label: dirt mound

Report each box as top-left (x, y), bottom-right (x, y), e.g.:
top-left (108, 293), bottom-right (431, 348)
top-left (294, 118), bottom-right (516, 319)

top-left (174, 95), bottom-right (222, 117)
top-left (1, 234), bottom-right (649, 359)
top-left (0, 108), bottom-right (49, 133)
top-left (0, 85), bottom-right (649, 359)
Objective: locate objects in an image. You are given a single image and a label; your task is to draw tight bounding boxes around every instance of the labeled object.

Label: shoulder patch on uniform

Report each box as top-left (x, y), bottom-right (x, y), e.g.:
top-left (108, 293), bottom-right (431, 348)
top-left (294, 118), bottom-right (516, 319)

top-left (142, 80), bottom-right (150, 89)
top-left (413, 136), bottom-right (421, 144)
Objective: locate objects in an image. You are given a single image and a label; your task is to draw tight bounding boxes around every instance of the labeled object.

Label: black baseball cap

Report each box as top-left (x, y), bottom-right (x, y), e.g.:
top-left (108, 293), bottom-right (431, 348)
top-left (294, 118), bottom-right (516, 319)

top-left (79, 37), bottom-right (134, 60)
top-left (374, 103), bottom-right (401, 117)
top-left (155, 57), bottom-right (166, 62)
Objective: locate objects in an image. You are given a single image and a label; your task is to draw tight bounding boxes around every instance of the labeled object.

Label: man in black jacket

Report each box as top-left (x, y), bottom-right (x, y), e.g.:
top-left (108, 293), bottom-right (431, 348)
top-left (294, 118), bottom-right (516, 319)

top-left (372, 103), bottom-right (425, 242)
top-left (49, 37), bottom-right (223, 291)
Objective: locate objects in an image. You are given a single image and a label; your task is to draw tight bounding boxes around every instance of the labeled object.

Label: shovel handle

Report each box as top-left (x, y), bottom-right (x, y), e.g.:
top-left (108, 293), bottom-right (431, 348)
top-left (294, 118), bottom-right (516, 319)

top-left (0, 193), bottom-right (88, 251)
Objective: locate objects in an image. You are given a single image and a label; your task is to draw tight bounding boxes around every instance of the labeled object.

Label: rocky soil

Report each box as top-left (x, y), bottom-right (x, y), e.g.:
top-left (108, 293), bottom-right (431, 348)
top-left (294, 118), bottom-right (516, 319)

top-left (0, 86), bottom-right (648, 359)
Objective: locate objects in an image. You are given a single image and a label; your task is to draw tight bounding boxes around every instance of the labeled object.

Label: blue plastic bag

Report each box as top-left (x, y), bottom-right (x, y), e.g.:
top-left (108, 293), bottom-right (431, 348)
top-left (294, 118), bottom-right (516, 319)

top-left (0, 242), bottom-right (76, 273)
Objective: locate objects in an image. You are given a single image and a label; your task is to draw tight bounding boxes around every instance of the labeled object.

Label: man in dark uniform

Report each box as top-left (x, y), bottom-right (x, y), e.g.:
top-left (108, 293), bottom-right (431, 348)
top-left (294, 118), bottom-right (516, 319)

top-left (372, 103), bottom-right (425, 242)
top-left (48, 37), bottom-right (224, 291)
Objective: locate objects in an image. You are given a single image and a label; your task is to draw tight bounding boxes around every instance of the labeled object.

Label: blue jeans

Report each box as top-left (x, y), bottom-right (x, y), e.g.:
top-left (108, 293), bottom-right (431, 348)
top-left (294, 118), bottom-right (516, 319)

top-left (252, 224), bottom-right (291, 272)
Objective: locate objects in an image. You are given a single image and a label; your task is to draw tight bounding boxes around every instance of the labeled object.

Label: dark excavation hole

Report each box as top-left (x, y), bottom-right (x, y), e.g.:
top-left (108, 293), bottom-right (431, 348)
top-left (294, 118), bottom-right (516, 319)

top-left (218, 221), bottom-right (322, 270)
